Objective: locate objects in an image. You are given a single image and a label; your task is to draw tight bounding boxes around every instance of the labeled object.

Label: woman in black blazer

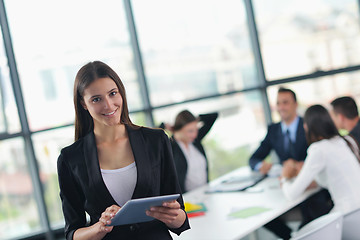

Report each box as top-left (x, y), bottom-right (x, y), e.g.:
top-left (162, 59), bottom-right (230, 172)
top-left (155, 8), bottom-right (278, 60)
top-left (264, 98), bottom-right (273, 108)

top-left (162, 111), bottom-right (218, 193)
top-left (57, 61), bottom-right (189, 240)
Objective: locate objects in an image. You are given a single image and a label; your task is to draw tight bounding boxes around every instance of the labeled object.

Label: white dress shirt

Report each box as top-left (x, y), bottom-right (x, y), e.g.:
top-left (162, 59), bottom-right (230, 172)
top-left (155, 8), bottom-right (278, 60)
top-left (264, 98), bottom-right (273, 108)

top-left (178, 141), bottom-right (207, 192)
top-left (282, 136), bottom-right (360, 214)
top-left (280, 116), bottom-right (300, 143)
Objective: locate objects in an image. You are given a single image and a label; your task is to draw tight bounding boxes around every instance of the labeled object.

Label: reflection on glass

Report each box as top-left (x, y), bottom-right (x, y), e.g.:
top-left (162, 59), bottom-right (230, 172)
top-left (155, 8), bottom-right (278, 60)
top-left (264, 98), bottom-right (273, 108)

top-left (153, 92), bottom-right (266, 179)
top-left (32, 126), bottom-right (74, 229)
top-left (4, 0), bottom-right (143, 131)
top-left (267, 71), bottom-right (360, 122)
top-left (132, 0), bottom-right (258, 106)
top-left (254, 0), bottom-right (360, 80)
top-left (0, 138), bottom-right (41, 239)
top-left (0, 28), bottom-right (20, 134)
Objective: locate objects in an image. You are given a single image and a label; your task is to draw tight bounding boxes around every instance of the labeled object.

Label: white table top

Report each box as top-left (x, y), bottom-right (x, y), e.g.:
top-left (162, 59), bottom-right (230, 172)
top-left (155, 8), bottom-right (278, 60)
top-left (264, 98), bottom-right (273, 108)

top-left (172, 166), bottom-right (319, 240)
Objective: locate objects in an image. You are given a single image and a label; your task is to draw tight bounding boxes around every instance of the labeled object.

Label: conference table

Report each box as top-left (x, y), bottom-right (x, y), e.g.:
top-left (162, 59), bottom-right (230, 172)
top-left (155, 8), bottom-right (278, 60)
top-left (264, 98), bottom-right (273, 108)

top-left (171, 166), bottom-right (319, 240)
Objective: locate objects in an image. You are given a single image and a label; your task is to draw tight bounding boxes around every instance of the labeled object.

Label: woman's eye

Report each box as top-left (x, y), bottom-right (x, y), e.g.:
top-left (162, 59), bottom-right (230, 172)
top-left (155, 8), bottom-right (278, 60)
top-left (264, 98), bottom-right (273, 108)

top-left (110, 91), bottom-right (117, 96)
top-left (92, 97), bottom-right (100, 103)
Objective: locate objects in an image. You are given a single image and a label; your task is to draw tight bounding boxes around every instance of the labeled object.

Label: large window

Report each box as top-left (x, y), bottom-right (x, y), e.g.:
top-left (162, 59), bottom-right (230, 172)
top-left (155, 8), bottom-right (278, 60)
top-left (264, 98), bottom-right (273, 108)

top-left (268, 71), bottom-right (360, 122)
top-left (32, 127), bottom-right (74, 229)
top-left (1, 0), bottom-right (360, 239)
top-left (4, 0), bottom-right (143, 131)
top-left (0, 138), bottom-right (42, 239)
top-left (0, 29), bottom-right (20, 134)
top-left (153, 91), bottom-right (267, 179)
top-left (132, 0), bottom-right (258, 106)
top-left (254, 0), bottom-right (360, 80)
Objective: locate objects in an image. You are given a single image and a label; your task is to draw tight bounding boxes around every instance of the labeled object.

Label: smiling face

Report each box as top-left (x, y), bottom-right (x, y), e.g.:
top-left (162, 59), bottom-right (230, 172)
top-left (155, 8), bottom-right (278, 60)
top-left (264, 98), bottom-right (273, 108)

top-left (276, 92), bottom-right (298, 124)
top-left (81, 77), bottom-right (123, 128)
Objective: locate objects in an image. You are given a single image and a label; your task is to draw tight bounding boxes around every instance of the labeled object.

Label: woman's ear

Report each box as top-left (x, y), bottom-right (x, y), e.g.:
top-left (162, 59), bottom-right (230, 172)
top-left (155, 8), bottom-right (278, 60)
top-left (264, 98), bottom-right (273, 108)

top-left (80, 99), bottom-right (87, 110)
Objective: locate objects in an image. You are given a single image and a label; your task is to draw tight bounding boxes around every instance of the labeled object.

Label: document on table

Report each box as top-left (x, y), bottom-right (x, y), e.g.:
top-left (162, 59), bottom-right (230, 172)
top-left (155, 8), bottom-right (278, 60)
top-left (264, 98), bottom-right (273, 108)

top-left (228, 206), bottom-right (271, 219)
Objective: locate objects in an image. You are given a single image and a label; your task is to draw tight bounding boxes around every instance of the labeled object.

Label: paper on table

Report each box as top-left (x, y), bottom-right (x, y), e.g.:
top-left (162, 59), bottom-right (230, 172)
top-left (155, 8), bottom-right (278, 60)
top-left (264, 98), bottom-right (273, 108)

top-left (228, 206), bottom-right (271, 219)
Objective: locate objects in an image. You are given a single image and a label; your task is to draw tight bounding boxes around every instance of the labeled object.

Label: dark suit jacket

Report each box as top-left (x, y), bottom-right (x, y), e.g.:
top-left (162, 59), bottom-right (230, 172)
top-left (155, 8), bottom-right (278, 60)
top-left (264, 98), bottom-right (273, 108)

top-left (57, 126), bottom-right (190, 240)
top-left (249, 117), bottom-right (308, 170)
top-left (169, 113), bottom-right (218, 193)
top-left (350, 119), bottom-right (360, 145)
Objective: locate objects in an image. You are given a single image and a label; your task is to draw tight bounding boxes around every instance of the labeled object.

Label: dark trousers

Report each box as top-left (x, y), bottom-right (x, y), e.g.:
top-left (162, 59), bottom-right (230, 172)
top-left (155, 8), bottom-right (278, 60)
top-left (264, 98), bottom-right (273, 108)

top-left (265, 218), bottom-right (292, 240)
top-left (298, 189), bottom-right (334, 229)
top-left (264, 189), bottom-right (333, 239)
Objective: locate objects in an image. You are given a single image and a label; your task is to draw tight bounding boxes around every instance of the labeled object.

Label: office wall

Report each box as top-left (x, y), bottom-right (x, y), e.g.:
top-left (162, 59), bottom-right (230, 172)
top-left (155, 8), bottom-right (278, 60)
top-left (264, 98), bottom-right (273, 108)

top-left (0, 0), bottom-right (359, 239)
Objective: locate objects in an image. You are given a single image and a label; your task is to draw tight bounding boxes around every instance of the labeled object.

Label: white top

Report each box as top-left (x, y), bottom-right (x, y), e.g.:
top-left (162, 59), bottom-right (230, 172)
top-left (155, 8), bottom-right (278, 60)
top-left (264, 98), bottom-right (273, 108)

top-left (282, 136), bottom-right (360, 214)
top-left (178, 141), bottom-right (207, 192)
top-left (101, 162), bottom-right (137, 206)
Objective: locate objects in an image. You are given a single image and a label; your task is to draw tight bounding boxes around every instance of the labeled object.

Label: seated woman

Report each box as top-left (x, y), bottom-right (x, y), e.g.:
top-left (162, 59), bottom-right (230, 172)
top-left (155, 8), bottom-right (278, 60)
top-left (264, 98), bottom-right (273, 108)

top-left (161, 110), bottom-right (218, 193)
top-left (281, 104), bottom-right (360, 215)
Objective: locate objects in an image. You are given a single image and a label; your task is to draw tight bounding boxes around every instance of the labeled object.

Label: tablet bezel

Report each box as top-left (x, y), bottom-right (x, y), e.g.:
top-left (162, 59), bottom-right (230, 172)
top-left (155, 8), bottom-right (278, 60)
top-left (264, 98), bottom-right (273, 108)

top-left (108, 193), bottom-right (180, 226)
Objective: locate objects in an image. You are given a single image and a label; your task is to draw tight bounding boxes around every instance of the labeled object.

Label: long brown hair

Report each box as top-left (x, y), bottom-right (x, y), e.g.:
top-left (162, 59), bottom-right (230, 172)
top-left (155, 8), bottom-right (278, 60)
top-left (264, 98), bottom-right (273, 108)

top-left (73, 61), bottom-right (137, 141)
top-left (304, 104), bottom-right (339, 145)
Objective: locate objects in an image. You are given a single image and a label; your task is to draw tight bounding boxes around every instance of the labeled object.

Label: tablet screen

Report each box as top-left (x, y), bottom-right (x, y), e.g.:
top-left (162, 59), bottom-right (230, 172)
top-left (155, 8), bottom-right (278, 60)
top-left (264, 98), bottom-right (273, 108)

top-left (108, 194), bottom-right (180, 226)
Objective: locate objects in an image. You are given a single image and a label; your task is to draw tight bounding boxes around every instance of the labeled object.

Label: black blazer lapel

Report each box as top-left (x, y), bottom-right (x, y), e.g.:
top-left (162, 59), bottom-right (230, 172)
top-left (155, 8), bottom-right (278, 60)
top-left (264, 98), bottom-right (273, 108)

top-left (83, 126), bottom-right (153, 209)
top-left (83, 132), bottom-right (116, 209)
top-left (126, 125), bottom-right (153, 199)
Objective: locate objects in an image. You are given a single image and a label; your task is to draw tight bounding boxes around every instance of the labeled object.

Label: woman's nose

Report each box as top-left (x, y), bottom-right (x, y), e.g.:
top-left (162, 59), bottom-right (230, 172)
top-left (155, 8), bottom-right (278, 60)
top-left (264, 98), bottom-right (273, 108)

top-left (103, 97), bottom-right (112, 109)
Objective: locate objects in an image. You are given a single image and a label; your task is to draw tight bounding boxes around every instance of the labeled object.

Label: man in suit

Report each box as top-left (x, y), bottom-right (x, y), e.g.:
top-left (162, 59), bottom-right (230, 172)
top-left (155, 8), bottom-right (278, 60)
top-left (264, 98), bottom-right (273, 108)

top-left (330, 96), bottom-right (360, 144)
top-left (249, 87), bottom-right (333, 239)
top-left (250, 87), bottom-right (307, 174)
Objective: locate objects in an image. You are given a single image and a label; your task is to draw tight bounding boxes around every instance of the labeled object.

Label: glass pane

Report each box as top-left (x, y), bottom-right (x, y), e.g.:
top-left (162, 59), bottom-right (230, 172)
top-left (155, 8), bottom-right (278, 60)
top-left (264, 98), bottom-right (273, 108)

top-left (0, 27), bottom-right (20, 134)
top-left (133, 0), bottom-right (258, 106)
top-left (153, 92), bottom-right (267, 179)
top-left (130, 112), bottom-right (147, 127)
top-left (4, 0), bottom-right (143, 131)
top-left (254, 0), bottom-right (360, 80)
top-left (267, 71), bottom-right (360, 122)
top-left (32, 127), bottom-right (74, 229)
top-left (0, 138), bottom-right (42, 239)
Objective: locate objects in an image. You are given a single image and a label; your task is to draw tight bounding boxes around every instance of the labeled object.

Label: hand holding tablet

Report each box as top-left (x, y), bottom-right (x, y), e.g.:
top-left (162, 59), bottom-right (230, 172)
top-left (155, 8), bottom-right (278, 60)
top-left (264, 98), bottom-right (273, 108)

top-left (107, 194), bottom-right (180, 226)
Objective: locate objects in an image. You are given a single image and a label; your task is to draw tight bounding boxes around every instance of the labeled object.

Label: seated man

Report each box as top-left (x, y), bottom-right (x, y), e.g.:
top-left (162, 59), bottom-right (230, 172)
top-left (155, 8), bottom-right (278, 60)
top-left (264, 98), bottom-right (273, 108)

top-left (330, 96), bottom-right (360, 144)
top-left (249, 87), bottom-right (333, 239)
top-left (249, 87), bottom-right (307, 174)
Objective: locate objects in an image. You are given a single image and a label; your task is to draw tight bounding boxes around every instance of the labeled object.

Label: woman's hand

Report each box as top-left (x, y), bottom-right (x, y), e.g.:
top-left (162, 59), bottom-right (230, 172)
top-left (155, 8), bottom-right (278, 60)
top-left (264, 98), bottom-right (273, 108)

top-left (73, 205), bottom-right (120, 240)
top-left (98, 205), bottom-right (120, 232)
top-left (146, 200), bottom-right (186, 229)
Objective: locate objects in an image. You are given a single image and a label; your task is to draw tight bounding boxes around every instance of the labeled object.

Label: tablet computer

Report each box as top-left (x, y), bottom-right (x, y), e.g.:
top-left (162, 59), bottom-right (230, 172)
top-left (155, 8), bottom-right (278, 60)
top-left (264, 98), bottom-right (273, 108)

top-left (108, 194), bottom-right (180, 226)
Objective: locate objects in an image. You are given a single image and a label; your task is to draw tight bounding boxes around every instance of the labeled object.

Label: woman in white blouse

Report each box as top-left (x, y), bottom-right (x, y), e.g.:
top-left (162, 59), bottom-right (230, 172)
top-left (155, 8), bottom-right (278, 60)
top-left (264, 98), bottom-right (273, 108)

top-left (281, 104), bottom-right (360, 214)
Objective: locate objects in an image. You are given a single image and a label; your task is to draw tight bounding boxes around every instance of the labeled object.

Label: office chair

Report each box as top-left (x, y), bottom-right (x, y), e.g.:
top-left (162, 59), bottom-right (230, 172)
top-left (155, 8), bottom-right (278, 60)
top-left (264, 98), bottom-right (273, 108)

top-left (342, 208), bottom-right (360, 240)
top-left (291, 212), bottom-right (343, 240)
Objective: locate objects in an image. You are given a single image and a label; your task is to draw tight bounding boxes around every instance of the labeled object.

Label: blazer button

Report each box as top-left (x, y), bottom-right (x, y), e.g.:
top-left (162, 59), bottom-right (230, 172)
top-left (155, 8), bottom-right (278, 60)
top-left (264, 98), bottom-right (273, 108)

top-left (129, 225), bottom-right (136, 231)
